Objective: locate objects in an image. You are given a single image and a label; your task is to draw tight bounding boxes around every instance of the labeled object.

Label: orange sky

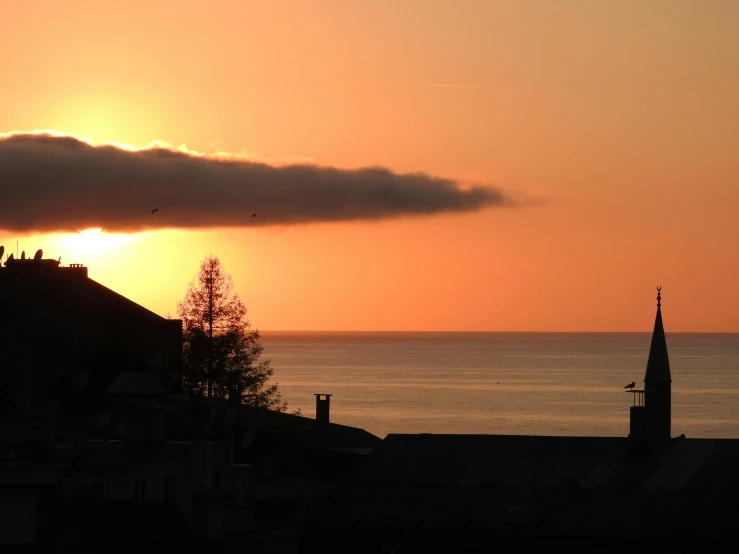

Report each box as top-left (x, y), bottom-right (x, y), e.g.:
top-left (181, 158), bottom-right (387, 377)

top-left (2, 0), bottom-right (738, 332)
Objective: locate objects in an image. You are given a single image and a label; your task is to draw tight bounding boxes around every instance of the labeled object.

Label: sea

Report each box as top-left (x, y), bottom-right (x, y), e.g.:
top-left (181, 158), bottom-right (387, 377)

top-left (259, 332), bottom-right (739, 440)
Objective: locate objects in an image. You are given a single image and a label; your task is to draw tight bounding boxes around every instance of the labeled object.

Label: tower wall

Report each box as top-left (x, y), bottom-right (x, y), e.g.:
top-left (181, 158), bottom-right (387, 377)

top-left (629, 406), bottom-right (648, 439)
top-left (646, 382), bottom-right (671, 440)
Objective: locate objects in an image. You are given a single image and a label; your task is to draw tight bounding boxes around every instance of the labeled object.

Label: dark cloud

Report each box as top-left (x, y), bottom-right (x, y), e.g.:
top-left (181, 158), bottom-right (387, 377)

top-left (0, 132), bottom-right (518, 233)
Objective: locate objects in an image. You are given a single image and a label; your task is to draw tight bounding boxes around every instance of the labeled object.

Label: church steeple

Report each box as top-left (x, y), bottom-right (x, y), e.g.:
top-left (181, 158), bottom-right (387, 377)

top-left (643, 286), bottom-right (672, 439)
top-left (644, 286), bottom-right (672, 385)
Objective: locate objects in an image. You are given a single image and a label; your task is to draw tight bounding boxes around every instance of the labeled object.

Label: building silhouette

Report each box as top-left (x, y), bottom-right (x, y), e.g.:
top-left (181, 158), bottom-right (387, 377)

top-left (0, 249), bottom-right (381, 552)
top-left (0, 249), bottom-right (182, 415)
top-left (301, 289), bottom-right (738, 553)
top-left (628, 287), bottom-right (672, 441)
top-left (2, 249), bottom-right (734, 553)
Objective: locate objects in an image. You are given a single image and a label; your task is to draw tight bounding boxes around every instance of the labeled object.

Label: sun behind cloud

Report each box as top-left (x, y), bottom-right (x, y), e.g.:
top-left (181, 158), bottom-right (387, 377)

top-left (58, 228), bottom-right (140, 258)
top-left (2, 227), bottom-right (143, 279)
top-left (0, 131), bottom-right (516, 234)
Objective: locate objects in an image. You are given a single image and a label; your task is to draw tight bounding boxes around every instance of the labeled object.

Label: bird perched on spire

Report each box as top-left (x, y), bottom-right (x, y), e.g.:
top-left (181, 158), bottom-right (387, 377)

top-left (624, 382), bottom-right (636, 390)
top-left (151, 208), bottom-right (159, 214)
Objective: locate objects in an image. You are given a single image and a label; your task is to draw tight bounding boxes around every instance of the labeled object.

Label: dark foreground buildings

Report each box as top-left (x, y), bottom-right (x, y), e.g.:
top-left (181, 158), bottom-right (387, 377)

top-left (2, 250), bottom-right (737, 553)
top-left (0, 250), bottom-right (380, 552)
top-left (301, 288), bottom-right (739, 553)
top-left (0, 249), bottom-right (183, 414)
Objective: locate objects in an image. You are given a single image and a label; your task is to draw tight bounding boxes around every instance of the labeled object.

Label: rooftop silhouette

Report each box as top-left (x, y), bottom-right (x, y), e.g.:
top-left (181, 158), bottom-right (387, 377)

top-left (0, 247), bottom-right (380, 551)
top-left (2, 259), bottom-right (736, 552)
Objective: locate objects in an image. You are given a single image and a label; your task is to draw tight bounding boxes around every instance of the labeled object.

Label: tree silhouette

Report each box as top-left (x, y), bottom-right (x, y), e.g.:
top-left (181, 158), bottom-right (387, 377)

top-left (176, 255), bottom-right (286, 411)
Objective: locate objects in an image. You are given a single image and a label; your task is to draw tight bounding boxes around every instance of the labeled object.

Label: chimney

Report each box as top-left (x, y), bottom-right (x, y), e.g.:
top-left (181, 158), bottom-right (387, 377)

top-left (66, 264), bottom-right (88, 278)
top-left (314, 394), bottom-right (332, 425)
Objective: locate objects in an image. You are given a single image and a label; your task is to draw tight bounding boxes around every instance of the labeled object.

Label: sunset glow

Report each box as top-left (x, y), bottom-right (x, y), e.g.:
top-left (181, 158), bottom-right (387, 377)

top-left (60, 228), bottom-right (139, 258)
top-left (1, 0), bottom-right (738, 332)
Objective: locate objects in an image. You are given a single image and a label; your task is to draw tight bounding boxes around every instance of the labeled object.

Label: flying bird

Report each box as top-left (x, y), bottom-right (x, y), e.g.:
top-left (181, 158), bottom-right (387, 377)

top-left (151, 208), bottom-right (159, 214)
top-left (252, 213), bottom-right (256, 217)
top-left (624, 382), bottom-right (636, 390)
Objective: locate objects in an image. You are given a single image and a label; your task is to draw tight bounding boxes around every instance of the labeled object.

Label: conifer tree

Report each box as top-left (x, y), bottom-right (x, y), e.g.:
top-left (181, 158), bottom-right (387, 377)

top-left (176, 255), bottom-right (286, 411)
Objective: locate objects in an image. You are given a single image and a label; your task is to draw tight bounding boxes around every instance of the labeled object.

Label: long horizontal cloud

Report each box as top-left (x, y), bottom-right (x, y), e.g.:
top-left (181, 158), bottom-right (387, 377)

top-left (0, 131), bottom-right (518, 233)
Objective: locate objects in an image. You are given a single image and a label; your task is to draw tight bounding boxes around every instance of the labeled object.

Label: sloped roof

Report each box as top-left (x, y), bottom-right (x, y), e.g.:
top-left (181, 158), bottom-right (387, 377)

top-left (0, 262), bottom-right (178, 328)
top-left (355, 434), bottom-right (739, 490)
top-left (313, 434), bottom-right (739, 535)
top-left (231, 403), bottom-right (382, 450)
top-left (149, 394), bottom-right (382, 451)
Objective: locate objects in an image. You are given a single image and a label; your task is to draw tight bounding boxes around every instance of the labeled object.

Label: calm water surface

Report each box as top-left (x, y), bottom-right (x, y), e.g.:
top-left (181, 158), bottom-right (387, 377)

top-left (260, 332), bottom-right (739, 440)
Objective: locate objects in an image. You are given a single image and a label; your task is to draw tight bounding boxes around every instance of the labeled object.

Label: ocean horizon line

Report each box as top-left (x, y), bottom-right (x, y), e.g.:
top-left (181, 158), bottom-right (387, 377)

top-left (259, 329), bottom-right (739, 336)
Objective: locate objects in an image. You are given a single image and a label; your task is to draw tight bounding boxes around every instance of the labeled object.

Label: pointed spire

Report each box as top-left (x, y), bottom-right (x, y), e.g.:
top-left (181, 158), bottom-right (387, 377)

top-left (645, 286), bottom-right (671, 384)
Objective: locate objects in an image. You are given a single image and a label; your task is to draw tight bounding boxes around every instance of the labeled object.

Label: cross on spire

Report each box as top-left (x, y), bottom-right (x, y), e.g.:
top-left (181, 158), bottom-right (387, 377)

top-left (645, 286), bottom-right (671, 385)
